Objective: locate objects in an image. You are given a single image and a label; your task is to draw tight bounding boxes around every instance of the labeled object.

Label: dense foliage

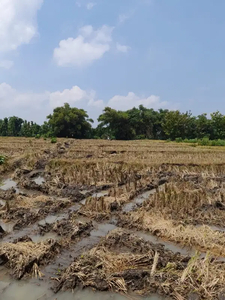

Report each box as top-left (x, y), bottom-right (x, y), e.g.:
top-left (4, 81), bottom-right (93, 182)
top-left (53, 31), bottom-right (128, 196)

top-left (1, 103), bottom-right (225, 141)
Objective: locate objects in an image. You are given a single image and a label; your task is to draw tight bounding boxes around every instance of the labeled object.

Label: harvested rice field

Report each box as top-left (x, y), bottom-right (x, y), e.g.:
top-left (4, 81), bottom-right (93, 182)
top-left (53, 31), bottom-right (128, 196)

top-left (1, 138), bottom-right (225, 299)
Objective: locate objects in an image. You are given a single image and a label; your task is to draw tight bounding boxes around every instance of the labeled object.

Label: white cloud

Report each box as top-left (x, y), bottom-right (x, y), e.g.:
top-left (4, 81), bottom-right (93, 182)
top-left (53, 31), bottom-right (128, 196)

top-left (0, 83), bottom-right (48, 110)
top-left (108, 92), bottom-right (168, 111)
top-left (0, 83), bottom-right (171, 124)
top-left (53, 25), bottom-right (114, 67)
top-left (0, 60), bottom-right (14, 69)
top-left (0, 0), bottom-right (43, 53)
top-left (49, 86), bottom-right (96, 108)
top-left (118, 10), bottom-right (135, 24)
top-left (76, 1), bottom-right (82, 7)
top-left (0, 83), bottom-right (103, 123)
top-left (86, 2), bottom-right (96, 9)
top-left (116, 43), bottom-right (130, 53)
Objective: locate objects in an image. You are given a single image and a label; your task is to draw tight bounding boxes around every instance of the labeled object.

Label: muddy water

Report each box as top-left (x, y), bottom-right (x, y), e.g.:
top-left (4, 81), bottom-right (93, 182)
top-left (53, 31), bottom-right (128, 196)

top-left (30, 231), bottom-right (60, 243)
top-left (38, 213), bottom-right (68, 225)
top-left (0, 199), bottom-right (5, 206)
top-left (122, 186), bottom-right (165, 213)
top-left (0, 274), bottom-right (167, 300)
top-left (136, 231), bottom-right (194, 256)
top-left (0, 178), bottom-right (20, 193)
top-left (208, 225), bottom-right (225, 232)
top-left (2, 212), bottom-right (68, 242)
top-left (91, 223), bottom-right (117, 237)
top-left (81, 190), bottom-right (109, 205)
top-left (0, 220), bottom-right (15, 233)
top-left (33, 176), bottom-right (45, 185)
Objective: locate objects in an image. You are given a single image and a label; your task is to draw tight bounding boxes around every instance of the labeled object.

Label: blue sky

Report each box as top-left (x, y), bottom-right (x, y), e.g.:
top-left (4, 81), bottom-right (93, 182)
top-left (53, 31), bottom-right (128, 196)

top-left (0, 0), bottom-right (225, 123)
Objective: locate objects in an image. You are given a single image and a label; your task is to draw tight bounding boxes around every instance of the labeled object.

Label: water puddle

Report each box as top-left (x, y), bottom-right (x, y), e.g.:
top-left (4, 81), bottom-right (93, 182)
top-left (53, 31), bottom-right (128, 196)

top-left (68, 203), bottom-right (81, 213)
top-left (92, 190), bottom-right (109, 198)
top-left (135, 231), bottom-right (194, 256)
top-left (2, 213), bottom-right (68, 242)
top-left (0, 199), bottom-right (6, 206)
top-left (0, 179), bottom-right (20, 193)
top-left (38, 213), bottom-right (68, 226)
top-left (208, 225), bottom-right (225, 232)
top-left (30, 232), bottom-right (60, 243)
top-left (33, 176), bottom-right (45, 185)
top-left (80, 189), bottom-right (89, 195)
top-left (0, 274), bottom-right (166, 300)
top-left (90, 223), bottom-right (118, 237)
top-left (81, 190), bottom-right (109, 205)
top-left (122, 187), bottom-right (165, 213)
top-left (0, 220), bottom-right (15, 233)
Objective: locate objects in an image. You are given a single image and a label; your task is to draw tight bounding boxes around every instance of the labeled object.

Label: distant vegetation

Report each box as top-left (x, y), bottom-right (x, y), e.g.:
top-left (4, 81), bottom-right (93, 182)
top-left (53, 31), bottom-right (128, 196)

top-left (1, 103), bottom-right (225, 142)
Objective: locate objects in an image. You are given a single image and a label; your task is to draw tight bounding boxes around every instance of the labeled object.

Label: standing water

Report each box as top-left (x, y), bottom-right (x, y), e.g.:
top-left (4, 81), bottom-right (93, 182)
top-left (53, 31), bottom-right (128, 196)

top-left (0, 178), bottom-right (20, 193)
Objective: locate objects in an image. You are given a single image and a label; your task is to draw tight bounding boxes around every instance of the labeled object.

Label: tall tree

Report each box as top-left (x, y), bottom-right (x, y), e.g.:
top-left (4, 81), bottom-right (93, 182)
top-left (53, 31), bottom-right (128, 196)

top-left (210, 111), bottom-right (225, 139)
top-left (162, 110), bottom-right (193, 140)
top-left (47, 103), bottom-right (93, 138)
top-left (8, 116), bottom-right (24, 136)
top-left (98, 107), bottom-right (135, 140)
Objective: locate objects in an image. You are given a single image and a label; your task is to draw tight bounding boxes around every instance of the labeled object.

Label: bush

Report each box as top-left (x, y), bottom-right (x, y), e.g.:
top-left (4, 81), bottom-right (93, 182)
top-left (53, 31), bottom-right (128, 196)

top-left (35, 134), bottom-right (41, 139)
top-left (199, 137), bottom-right (210, 146)
top-left (0, 155), bottom-right (6, 165)
top-left (175, 137), bottom-right (183, 143)
top-left (169, 137), bottom-right (225, 147)
top-left (51, 137), bottom-right (57, 143)
top-left (136, 135), bottom-right (146, 140)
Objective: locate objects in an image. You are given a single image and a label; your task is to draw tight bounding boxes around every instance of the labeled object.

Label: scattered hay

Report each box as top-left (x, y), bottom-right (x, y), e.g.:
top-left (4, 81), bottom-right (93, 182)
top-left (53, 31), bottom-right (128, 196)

top-left (0, 239), bottom-right (61, 279)
top-left (54, 230), bottom-right (225, 299)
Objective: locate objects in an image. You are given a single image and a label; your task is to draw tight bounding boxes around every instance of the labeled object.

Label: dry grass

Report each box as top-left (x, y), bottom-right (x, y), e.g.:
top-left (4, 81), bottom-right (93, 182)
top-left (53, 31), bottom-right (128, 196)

top-left (123, 211), bottom-right (225, 257)
top-left (143, 181), bottom-right (225, 225)
top-left (0, 239), bottom-right (61, 279)
top-left (13, 195), bottom-right (51, 208)
top-left (2, 137), bottom-right (225, 298)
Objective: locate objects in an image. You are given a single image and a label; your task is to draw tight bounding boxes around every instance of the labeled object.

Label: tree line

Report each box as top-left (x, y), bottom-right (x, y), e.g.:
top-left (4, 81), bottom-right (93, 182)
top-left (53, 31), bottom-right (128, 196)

top-left (1, 103), bottom-right (225, 141)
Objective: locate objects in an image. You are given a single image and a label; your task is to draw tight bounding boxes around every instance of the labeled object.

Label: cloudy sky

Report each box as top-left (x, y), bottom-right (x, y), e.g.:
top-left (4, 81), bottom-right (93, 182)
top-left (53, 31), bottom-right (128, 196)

top-left (1, 0), bottom-right (225, 124)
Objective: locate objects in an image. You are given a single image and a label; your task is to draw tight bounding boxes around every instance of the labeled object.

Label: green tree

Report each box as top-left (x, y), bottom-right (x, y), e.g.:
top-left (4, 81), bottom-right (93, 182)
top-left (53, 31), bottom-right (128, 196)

top-left (195, 114), bottom-right (211, 138)
top-left (210, 111), bottom-right (225, 139)
top-left (162, 110), bottom-right (193, 140)
top-left (47, 103), bottom-right (93, 138)
top-left (1, 118), bottom-right (9, 136)
top-left (98, 107), bottom-right (135, 140)
top-left (8, 116), bottom-right (24, 136)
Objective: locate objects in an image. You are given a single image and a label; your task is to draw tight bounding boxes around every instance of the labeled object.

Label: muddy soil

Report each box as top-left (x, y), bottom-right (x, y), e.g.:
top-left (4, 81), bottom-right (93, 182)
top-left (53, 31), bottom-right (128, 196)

top-left (53, 229), bottom-right (189, 296)
top-left (2, 153), bottom-right (224, 299)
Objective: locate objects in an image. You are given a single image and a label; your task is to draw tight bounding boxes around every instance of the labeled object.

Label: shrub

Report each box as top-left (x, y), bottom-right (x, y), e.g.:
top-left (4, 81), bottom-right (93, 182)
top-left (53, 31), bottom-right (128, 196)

top-left (35, 134), bottom-right (41, 139)
top-left (136, 135), bottom-right (146, 140)
top-left (51, 137), bottom-right (57, 143)
top-left (199, 137), bottom-right (210, 146)
top-left (175, 137), bottom-right (183, 143)
top-left (0, 155), bottom-right (6, 165)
